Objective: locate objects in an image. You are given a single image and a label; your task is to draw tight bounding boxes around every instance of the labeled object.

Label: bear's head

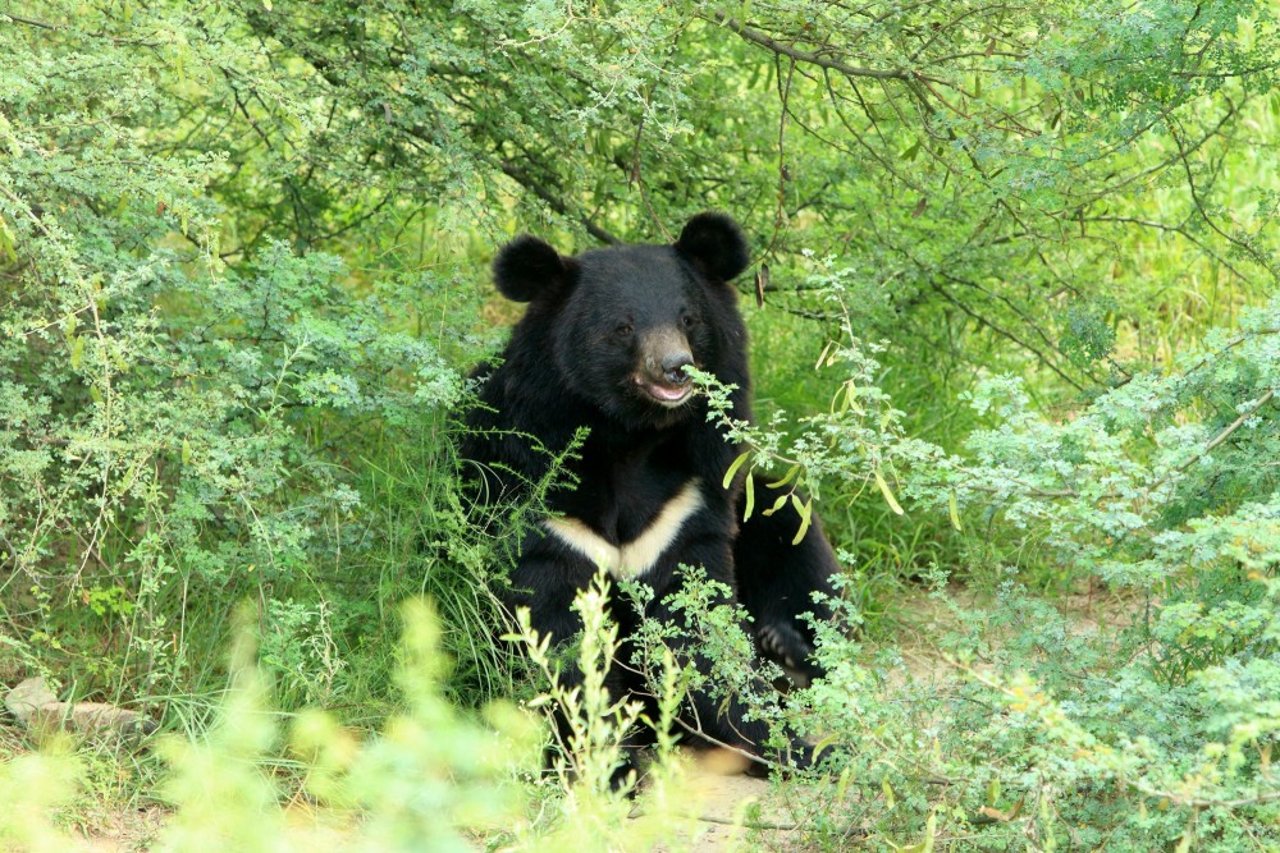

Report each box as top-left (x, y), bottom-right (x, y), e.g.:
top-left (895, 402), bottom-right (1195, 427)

top-left (493, 212), bottom-right (751, 426)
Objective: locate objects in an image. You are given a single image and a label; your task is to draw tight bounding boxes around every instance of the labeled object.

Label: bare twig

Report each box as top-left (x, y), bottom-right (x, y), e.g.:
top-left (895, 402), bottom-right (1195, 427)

top-left (930, 283), bottom-right (1088, 392)
top-left (2, 11), bottom-right (60, 29)
top-left (1172, 388), bottom-right (1275, 478)
top-left (1134, 786), bottom-right (1280, 810)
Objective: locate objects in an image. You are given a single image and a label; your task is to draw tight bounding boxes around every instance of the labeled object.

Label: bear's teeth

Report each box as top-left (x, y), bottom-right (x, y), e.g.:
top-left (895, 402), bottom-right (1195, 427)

top-left (647, 383), bottom-right (690, 403)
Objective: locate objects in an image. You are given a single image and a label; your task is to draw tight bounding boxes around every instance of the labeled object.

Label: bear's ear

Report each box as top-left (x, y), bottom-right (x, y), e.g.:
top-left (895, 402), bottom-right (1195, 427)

top-left (675, 212), bottom-right (750, 282)
top-left (493, 235), bottom-right (575, 302)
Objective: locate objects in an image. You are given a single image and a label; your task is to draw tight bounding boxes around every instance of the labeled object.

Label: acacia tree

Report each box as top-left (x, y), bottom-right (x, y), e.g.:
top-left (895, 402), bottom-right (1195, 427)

top-left (224, 0), bottom-right (1279, 386)
top-left (9, 1), bottom-right (1265, 384)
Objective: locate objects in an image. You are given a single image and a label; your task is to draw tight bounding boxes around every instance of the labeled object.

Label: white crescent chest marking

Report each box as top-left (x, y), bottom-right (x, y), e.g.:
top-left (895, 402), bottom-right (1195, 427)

top-left (543, 479), bottom-right (705, 580)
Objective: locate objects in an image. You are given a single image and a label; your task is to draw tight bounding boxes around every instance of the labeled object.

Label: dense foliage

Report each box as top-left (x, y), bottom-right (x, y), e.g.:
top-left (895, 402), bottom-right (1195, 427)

top-left (2, 0), bottom-right (1278, 849)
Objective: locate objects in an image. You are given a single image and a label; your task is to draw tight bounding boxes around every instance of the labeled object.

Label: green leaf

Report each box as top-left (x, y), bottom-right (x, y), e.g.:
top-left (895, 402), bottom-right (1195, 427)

top-left (743, 471), bottom-right (755, 521)
top-left (948, 491), bottom-right (963, 531)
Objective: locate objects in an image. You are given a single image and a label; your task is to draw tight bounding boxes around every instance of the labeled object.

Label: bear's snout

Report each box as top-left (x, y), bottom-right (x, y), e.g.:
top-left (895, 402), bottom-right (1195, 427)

top-left (639, 328), bottom-right (694, 383)
top-left (661, 352), bottom-right (694, 386)
top-left (636, 327), bottom-right (696, 407)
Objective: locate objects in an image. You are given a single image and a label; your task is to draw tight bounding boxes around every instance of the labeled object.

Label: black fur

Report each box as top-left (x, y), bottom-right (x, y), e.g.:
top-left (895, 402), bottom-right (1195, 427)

top-left (462, 212), bottom-right (837, 783)
top-left (675, 212), bottom-right (752, 282)
top-left (734, 483), bottom-right (839, 687)
top-left (493, 234), bottom-right (576, 303)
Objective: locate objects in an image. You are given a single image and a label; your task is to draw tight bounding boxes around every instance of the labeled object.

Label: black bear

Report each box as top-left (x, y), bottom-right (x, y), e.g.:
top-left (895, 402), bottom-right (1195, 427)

top-left (461, 212), bottom-right (838, 781)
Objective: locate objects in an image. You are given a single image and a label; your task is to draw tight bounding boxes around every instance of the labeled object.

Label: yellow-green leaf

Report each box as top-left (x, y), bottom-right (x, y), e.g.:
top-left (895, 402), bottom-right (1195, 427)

top-left (811, 733), bottom-right (838, 764)
top-left (835, 766), bottom-right (852, 803)
top-left (181, 438), bottom-right (192, 465)
top-left (882, 778), bottom-right (896, 808)
top-left (875, 469), bottom-right (905, 515)
top-left (743, 471), bottom-right (755, 521)
top-left (790, 495), bottom-right (813, 545)
top-left (722, 450), bottom-right (751, 490)
top-left (69, 336), bottom-right (86, 370)
top-left (948, 491), bottom-right (963, 531)
top-left (766, 464), bottom-right (799, 489)
top-left (839, 379), bottom-right (859, 413)
top-left (0, 216), bottom-right (16, 262)
top-left (815, 340), bottom-right (832, 370)
top-left (762, 493), bottom-right (788, 517)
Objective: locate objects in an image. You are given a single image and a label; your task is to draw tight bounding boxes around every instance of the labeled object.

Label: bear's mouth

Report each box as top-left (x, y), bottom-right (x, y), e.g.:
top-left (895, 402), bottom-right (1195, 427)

top-left (634, 376), bottom-right (693, 408)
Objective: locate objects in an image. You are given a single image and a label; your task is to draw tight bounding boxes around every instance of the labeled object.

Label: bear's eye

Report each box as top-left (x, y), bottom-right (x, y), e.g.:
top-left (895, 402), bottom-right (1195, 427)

top-left (615, 322), bottom-right (634, 338)
top-left (681, 314), bottom-right (699, 329)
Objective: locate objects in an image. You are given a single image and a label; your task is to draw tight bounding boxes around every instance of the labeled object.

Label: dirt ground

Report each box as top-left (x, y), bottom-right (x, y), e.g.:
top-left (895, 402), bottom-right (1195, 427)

top-left (656, 749), bottom-right (797, 852)
top-left (63, 753), bottom-right (785, 852)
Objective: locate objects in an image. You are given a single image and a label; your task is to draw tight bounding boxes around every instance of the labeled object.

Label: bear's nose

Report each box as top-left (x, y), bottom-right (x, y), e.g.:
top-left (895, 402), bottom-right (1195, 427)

top-left (662, 353), bottom-right (694, 386)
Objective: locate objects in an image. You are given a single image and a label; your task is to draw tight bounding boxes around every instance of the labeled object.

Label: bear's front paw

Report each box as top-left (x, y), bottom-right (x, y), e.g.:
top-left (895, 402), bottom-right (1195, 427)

top-left (757, 622), bottom-right (824, 687)
top-left (745, 738), bottom-right (821, 779)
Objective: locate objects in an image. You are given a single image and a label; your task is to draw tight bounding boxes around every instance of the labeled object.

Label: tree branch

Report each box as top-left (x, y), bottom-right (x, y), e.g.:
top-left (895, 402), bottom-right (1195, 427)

top-left (706, 12), bottom-right (923, 83)
top-left (2, 11), bottom-right (60, 29)
top-left (499, 161), bottom-right (618, 245)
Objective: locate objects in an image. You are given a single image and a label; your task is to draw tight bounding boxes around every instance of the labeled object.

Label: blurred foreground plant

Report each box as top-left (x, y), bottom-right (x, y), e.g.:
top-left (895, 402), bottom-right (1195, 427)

top-left (2, 587), bottom-right (739, 851)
